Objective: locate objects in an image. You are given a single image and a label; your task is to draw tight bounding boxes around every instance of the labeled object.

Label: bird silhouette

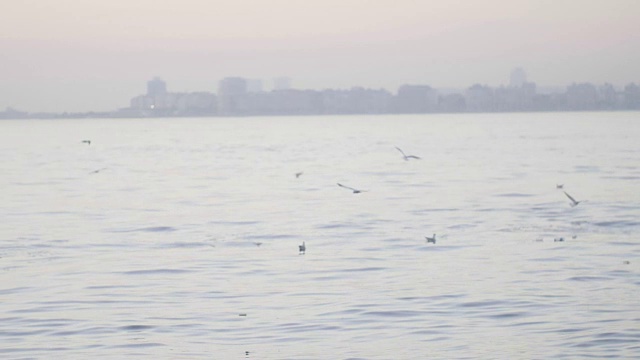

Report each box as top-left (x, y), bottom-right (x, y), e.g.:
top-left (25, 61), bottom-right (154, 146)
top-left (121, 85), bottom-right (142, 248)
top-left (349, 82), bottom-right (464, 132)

top-left (337, 183), bottom-right (366, 194)
top-left (425, 234), bottom-right (436, 244)
top-left (395, 146), bottom-right (421, 161)
top-left (299, 241), bottom-right (306, 254)
top-left (563, 191), bottom-right (582, 207)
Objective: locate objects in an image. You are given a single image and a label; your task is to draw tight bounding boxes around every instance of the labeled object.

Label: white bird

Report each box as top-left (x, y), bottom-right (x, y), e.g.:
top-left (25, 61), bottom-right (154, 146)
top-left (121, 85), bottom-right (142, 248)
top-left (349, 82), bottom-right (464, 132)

top-left (295, 172), bottom-right (303, 178)
top-left (425, 234), bottom-right (436, 244)
top-left (298, 241), bottom-right (306, 254)
top-left (563, 191), bottom-right (582, 207)
top-left (337, 183), bottom-right (366, 194)
top-left (395, 146), bottom-right (421, 161)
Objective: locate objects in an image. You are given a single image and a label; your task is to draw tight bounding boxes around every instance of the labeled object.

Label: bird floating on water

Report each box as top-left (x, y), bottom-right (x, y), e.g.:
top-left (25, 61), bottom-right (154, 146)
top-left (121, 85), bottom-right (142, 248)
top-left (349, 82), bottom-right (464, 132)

top-left (554, 237), bottom-right (564, 242)
top-left (337, 183), bottom-right (366, 194)
top-left (556, 184), bottom-right (564, 189)
top-left (298, 241), bottom-right (306, 255)
top-left (82, 140), bottom-right (91, 145)
top-left (563, 191), bottom-right (582, 207)
top-left (395, 146), bottom-right (421, 161)
top-left (425, 234), bottom-right (436, 244)
top-left (295, 172), bottom-right (303, 178)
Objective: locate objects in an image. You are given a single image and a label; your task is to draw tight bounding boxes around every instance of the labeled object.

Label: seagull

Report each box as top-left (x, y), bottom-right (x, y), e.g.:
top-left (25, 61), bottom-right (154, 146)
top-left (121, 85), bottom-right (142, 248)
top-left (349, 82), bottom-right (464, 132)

top-left (298, 241), bottom-right (306, 254)
top-left (90, 167), bottom-right (107, 174)
top-left (425, 234), bottom-right (436, 244)
top-left (337, 183), bottom-right (366, 194)
top-left (554, 237), bottom-right (564, 242)
top-left (556, 184), bottom-right (564, 189)
top-left (253, 242), bottom-right (262, 247)
top-left (82, 140), bottom-right (91, 145)
top-left (295, 172), bottom-right (303, 178)
top-left (563, 191), bottom-right (582, 207)
top-left (395, 146), bottom-right (421, 161)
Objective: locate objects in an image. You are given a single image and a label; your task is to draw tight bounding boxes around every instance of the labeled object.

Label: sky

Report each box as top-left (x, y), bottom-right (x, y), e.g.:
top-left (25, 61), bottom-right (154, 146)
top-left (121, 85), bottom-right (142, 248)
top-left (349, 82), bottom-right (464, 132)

top-left (1, 0), bottom-right (639, 112)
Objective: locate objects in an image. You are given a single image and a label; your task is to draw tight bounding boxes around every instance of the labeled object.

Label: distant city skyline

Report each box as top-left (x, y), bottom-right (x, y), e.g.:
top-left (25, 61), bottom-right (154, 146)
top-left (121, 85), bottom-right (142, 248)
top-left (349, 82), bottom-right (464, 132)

top-left (2, 1), bottom-right (639, 113)
top-left (4, 74), bottom-right (638, 119)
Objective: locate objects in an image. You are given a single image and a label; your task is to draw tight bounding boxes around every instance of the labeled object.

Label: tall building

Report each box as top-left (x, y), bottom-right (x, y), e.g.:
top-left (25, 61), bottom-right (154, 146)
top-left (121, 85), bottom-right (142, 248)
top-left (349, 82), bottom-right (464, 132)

top-left (273, 77), bottom-right (292, 91)
top-left (218, 77), bottom-right (248, 115)
top-left (147, 77), bottom-right (167, 96)
top-left (247, 79), bottom-right (264, 93)
top-left (393, 85), bottom-right (438, 113)
top-left (509, 68), bottom-right (527, 88)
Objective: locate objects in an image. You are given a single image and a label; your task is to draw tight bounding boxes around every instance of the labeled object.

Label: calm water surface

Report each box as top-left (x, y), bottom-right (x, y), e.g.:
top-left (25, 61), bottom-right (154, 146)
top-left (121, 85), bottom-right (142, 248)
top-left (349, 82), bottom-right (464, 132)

top-left (1, 113), bottom-right (640, 359)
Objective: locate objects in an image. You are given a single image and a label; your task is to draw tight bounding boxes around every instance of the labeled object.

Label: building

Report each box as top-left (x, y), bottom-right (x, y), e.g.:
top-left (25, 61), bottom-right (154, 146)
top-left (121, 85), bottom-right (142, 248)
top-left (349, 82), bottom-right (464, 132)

top-left (147, 77), bottom-right (167, 97)
top-left (247, 79), bottom-right (264, 93)
top-left (217, 77), bottom-right (248, 115)
top-left (509, 68), bottom-right (527, 88)
top-left (273, 77), bottom-right (292, 91)
top-left (392, 85), bottom-right (438, 113)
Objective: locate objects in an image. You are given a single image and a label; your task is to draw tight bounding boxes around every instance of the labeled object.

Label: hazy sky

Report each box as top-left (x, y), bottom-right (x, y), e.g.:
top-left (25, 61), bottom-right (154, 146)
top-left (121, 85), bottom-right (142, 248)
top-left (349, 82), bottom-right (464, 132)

top-left (2, 0), bottom-right (639, 112)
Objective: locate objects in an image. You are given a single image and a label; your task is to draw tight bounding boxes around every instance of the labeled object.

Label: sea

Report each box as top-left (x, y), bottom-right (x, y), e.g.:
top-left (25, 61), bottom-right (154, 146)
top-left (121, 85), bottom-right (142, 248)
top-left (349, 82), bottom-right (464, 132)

top-left (1, 112), bottom-right (639, 359)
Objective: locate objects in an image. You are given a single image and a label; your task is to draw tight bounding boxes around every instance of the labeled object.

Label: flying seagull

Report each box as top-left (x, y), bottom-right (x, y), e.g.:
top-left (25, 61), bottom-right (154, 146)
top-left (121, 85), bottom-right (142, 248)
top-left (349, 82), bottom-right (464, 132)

top-left (337, 183), bottom-right (366, 194)
top-left (82, 140), bottom-right (91, 145)
top-left (90, 167), bottom-right (107, 174)
top-left (295, 172), bottom-right (303, 178)
top-left (299, 241), bottom-right (306, 255)
top-left (563, 191), bottom-right (582, 207)
top-left (425, 234), bottom-right (436, 244)
top-left (395, 147), bottom-right (421, 161)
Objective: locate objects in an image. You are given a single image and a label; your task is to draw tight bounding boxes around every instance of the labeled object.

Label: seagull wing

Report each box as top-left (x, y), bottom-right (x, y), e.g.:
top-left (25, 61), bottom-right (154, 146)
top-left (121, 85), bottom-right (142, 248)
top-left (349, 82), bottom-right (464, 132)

top-left (407, 155), bottom-right (421, 160)
top-left (337, 183), bottom-right (357, 192)
top-left (563, 191), bottom-right (578, 203)
top-left (395, 147), bottom-right (407, 157)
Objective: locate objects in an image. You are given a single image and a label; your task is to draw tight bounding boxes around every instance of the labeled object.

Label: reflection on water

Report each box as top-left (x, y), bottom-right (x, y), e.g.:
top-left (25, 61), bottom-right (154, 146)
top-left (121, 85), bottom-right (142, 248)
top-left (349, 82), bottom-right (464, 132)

top-left (1, 112), bottom-right (640, 359)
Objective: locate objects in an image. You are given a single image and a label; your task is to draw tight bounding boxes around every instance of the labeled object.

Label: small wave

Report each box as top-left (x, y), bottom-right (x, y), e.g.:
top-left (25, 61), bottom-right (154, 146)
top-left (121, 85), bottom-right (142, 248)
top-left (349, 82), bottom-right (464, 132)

top-left (494, 193), bottom-right (535, 198)
top-left (488, 311), bottom-right (529, 319)
top-left (108, 226), bottom-right (177, 233)
top-left (121, 269), bottom-right (191, 276)
top-left (601, 175), bottom-right (640, 180)
top-left (119, 325), bottom-right (155, 331)
top-left (109, 343), bottom-right (165, 348)
top-left (246, 234), bottom-right (297, 240)
top-left (161, 242), bottom-right (211, 249)
top-left (567, 276), bottom-right (610, 282)
top-left (0, 287), bottom-right (32, 295)
top-left (208, 220), bottom-right (261, 226)
top-left (574, 165), bottom-right (601, 173)
top-left (593, 220), bottom-right (640, 228)
top-left (315, 222), bottom-right (357, 229)
top-left (337, 266), bottom-right (387, 273)
top-left (361, 310), bottom-right (424, 318)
